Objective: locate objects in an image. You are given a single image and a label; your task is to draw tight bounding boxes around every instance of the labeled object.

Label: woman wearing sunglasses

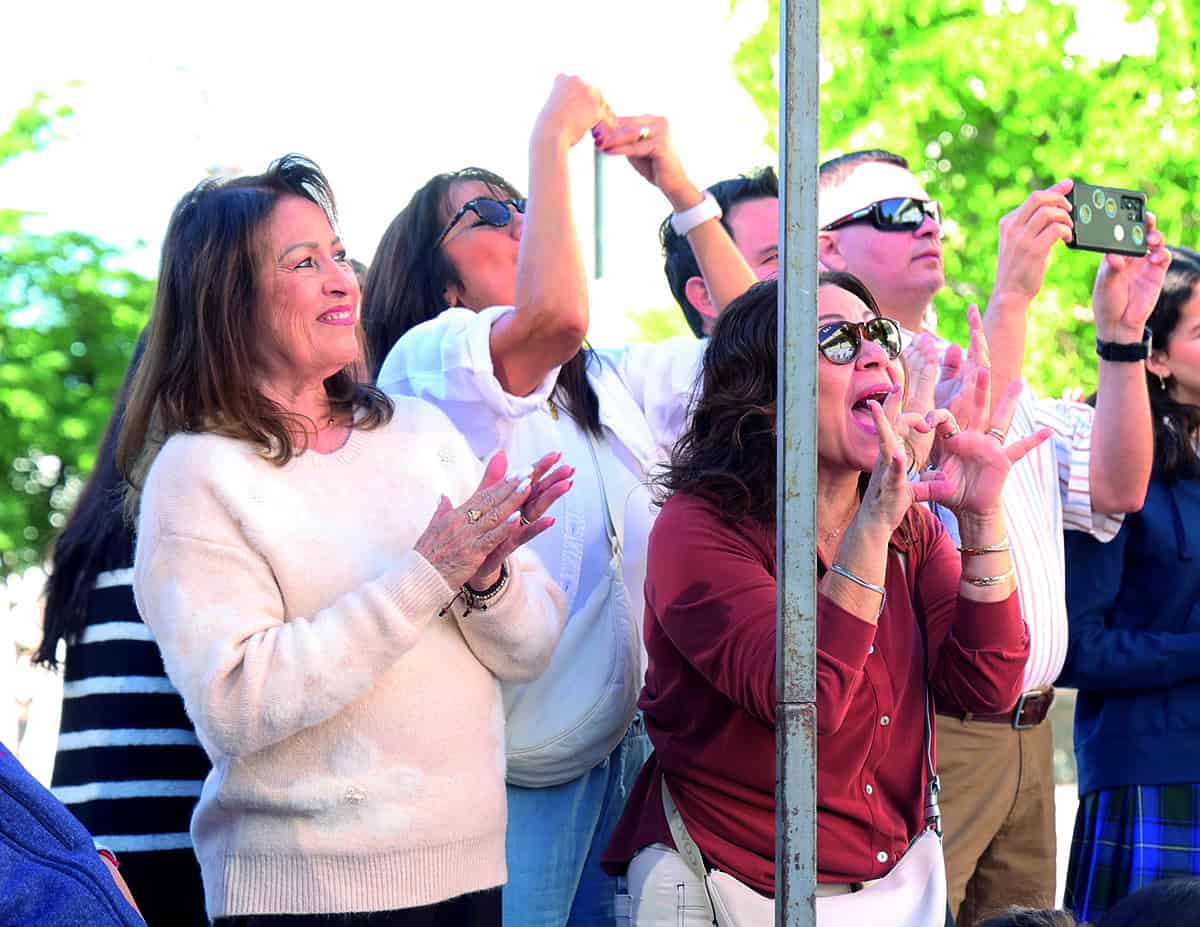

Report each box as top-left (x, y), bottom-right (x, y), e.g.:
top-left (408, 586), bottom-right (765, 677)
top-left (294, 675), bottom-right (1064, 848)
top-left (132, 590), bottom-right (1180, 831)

top-left (602, 274), bottom-right (1043, 925)
top-left (361, 76), bottom-right (738, 925)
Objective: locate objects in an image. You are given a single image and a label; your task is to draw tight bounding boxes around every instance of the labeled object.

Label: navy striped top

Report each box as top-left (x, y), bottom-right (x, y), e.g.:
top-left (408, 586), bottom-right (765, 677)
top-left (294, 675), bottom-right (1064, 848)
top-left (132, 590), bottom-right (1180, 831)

top-left (51, 567), bottom-right (210, 924)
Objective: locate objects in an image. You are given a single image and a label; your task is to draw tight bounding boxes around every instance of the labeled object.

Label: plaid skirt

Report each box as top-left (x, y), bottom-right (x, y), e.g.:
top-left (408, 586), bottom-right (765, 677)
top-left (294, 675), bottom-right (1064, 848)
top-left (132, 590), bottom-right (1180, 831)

top-left (1064, 783), bottom-right (1200, 923)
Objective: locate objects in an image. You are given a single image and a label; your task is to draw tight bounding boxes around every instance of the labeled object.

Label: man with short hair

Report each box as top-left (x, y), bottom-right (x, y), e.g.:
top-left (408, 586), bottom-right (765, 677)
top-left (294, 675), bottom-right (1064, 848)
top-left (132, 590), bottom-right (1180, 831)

top-left (816, 149), bottom-right (1168, 924)
top-left (660, 167), bottom-right (780, 335)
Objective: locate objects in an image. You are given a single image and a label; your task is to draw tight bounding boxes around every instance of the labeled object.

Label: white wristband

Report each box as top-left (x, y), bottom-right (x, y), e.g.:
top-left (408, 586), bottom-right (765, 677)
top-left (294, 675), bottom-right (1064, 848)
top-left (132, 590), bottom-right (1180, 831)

top-left (669, 192), bottom-right (723, 237)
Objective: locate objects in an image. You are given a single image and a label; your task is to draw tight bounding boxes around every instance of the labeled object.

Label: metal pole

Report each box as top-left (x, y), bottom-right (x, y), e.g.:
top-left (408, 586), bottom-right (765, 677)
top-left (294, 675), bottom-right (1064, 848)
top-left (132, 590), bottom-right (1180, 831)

top-left (775, 0), bottom-right (820, 922)
top-left (593, 147), bottom-right (604, 278)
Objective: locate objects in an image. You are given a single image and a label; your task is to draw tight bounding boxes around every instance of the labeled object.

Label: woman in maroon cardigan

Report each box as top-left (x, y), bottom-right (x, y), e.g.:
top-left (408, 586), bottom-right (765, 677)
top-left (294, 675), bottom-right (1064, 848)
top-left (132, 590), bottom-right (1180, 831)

top-left (603, 274), bottom-right (1041, 923)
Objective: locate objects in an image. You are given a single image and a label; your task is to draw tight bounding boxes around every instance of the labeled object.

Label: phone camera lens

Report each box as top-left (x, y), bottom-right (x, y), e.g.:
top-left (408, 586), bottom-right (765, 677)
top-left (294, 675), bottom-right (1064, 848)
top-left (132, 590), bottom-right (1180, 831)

top-left (1105, 197), bottom-right (1118, 218)
top-left (1093, 189), bottom-right (1107, 209)
top-left (1132, 225), bottom-right (1145, 246)
top-left (1078, 203), bottom-right (1093, 224)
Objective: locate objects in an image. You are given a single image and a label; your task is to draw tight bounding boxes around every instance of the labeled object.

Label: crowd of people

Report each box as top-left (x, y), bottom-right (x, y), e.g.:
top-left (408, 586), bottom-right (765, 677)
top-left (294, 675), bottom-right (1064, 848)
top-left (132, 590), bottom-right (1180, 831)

top-left (4, 73), bottom-right (1200, 927)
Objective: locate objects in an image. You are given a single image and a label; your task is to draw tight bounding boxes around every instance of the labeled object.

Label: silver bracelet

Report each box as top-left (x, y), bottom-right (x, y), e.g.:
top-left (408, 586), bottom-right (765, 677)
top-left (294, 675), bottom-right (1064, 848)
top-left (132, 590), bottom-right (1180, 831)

top-left (829, 563), bottom-right (887, 619)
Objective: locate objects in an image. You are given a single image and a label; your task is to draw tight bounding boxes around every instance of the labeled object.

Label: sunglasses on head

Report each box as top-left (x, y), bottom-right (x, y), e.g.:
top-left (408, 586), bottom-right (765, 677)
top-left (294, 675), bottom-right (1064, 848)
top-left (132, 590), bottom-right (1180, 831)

top-left (818, 317), bottom-right (903, 365)
top-left (434, 196), bottom-right (527, 249)
top-left (821, 197), bottom-right (941, 233)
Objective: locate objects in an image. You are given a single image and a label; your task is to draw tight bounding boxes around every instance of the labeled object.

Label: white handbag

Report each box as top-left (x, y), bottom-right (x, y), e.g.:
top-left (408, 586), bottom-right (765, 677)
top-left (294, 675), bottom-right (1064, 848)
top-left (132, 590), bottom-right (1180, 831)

top-left (660, 702), bottom-right (946, 927)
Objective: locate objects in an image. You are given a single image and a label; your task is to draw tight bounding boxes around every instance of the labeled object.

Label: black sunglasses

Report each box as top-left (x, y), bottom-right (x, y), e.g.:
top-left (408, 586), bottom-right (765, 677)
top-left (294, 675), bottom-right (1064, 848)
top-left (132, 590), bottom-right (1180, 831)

top-left (818, 317), bottom-right (903, 365)
top-left (434, 196), bottom-right (527, 249)
top-left (821, 197), bottom-right (941, 233)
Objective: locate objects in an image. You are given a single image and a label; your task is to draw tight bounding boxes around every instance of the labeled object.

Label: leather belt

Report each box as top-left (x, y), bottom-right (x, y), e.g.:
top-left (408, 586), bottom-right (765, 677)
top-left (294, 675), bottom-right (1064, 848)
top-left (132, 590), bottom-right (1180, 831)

top-left (937, 687), bottom-right (1055, 730)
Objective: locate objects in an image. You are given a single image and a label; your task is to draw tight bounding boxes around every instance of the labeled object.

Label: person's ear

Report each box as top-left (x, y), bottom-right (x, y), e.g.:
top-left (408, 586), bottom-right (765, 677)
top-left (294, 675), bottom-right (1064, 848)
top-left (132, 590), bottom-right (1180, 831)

top-left (1146, 349), bottom-right (1172, 383)
top-left (442, 281), bottom-right (461, 309)
top-left (818, 231), bottom-right (847, 272)
top-left (684, 276), bottom-right (719, 328)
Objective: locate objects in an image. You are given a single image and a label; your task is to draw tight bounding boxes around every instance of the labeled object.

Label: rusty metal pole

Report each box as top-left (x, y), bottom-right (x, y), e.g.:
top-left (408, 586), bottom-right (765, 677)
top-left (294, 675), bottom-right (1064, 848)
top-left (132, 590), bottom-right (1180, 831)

top-left (775, 0), bottom-right (820, 923)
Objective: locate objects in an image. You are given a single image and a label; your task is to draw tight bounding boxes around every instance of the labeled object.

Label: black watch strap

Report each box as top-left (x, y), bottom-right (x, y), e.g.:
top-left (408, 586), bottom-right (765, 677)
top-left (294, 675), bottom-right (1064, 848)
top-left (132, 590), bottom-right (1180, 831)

top-left (1096, 327), bottom-right (1151, 362)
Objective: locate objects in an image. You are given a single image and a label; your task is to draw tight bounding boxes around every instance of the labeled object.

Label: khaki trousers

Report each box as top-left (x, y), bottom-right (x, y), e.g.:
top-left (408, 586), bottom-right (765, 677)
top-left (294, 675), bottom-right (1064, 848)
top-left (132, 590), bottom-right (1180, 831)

top-left (935, 714), bottom-right (1056, 927)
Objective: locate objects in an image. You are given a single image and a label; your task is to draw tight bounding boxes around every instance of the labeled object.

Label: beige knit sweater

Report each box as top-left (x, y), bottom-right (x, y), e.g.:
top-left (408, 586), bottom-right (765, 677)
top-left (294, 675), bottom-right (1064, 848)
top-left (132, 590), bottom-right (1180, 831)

top-left (133, 397), bottom-right (566, 918)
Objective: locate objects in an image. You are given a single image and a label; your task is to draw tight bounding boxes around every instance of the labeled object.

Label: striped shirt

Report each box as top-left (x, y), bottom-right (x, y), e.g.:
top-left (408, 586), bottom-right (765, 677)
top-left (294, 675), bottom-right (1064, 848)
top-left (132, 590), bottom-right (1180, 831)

top-left (931, 386), bottom-right (1122, 690)
top-left (50, 567), bottom-right (209, 924)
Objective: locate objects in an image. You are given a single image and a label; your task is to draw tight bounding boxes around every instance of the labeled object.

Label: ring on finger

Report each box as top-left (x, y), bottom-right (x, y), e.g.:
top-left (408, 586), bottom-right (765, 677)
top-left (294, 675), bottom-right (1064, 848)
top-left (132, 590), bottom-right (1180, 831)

top-left (637, 125), bottom-right (651, 141)
top-left (519, 510), bottom-right (532, 527)
top-left (466, 509), bottom-right (483, 524)
top-left (987, 427), bottom-right (1006, 444)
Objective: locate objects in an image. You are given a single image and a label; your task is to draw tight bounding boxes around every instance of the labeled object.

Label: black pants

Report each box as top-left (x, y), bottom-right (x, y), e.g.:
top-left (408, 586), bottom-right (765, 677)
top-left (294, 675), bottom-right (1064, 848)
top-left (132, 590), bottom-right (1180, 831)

top-left (212, 889), bottom-right (502, 927)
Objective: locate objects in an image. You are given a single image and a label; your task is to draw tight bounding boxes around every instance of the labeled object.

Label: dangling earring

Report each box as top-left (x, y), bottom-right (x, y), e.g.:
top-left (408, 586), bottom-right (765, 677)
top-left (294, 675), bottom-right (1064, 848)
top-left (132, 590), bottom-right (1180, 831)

top-left (1159, 374), bottom-right (1169, 391)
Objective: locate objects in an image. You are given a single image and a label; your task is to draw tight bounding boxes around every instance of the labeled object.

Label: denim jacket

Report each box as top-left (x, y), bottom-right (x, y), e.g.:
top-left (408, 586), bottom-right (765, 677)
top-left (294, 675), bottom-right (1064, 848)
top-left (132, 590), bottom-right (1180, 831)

top-left (0, 742), bottom-right (145, 926)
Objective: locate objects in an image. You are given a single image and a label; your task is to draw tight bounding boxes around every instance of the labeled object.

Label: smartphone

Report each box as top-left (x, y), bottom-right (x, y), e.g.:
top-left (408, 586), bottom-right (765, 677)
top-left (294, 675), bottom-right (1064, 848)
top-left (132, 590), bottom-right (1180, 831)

top-left (1067, 182), bottom-right (1148, 257)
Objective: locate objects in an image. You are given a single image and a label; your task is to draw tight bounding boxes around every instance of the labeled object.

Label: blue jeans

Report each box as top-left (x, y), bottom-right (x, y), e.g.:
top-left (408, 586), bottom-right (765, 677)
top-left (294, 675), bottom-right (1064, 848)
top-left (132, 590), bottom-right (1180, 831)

top-left (504, 716), bottom-right (652, 927)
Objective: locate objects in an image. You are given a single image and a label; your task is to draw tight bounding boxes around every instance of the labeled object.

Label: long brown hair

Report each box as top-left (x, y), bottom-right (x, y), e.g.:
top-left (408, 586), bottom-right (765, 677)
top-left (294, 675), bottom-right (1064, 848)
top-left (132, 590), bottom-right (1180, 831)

top-left (118, 155), bottom-right (392, 494)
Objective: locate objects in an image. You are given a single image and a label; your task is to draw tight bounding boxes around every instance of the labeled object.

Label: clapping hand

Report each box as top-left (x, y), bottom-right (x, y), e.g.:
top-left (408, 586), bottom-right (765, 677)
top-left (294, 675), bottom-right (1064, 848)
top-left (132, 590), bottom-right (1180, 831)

top-left (414, 450), bottom-right (572, 593)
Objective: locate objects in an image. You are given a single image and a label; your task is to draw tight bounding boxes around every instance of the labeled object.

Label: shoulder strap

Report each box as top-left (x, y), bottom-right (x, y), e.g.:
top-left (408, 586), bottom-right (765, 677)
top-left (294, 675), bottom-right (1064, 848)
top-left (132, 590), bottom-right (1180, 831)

top-left (896, 547), bottom-right (942, 835)
top-left (661, 777), bottom-right (709, 882)
top-left (584, 428), bottom-right (624, 558)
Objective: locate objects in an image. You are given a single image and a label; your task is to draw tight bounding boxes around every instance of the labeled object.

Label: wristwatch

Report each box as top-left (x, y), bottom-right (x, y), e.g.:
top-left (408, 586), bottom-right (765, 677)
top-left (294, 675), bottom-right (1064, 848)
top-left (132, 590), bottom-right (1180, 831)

top-left (1095, 327), bottom-right (1152, 362)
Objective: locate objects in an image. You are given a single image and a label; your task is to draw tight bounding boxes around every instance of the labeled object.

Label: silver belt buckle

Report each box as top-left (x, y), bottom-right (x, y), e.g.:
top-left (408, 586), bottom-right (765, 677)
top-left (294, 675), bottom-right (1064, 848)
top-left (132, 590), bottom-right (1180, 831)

top-left (1012, 690), bottom-right (1038, 730)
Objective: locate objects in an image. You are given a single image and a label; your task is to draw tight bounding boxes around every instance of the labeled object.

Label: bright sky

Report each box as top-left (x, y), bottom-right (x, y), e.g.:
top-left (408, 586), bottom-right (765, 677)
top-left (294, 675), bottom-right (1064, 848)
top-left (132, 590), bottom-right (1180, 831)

top-left (0, 0), bottom-right (776, 345)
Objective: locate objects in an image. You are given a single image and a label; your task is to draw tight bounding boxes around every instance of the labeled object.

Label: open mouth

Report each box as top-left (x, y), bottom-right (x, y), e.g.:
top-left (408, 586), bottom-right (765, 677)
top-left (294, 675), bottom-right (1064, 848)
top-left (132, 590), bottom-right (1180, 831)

top-left (850, 388), bottom-right (891, 430)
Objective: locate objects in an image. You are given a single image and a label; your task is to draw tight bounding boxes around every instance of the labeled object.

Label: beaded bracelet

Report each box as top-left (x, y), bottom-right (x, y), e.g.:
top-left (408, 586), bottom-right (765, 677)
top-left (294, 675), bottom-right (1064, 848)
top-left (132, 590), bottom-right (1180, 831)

top-left (961, 567), bottom-right (1015, 587)
top-left (829, 563), bottom-right (887, 619)
top-left (463, 561), bottom-right (511, 612)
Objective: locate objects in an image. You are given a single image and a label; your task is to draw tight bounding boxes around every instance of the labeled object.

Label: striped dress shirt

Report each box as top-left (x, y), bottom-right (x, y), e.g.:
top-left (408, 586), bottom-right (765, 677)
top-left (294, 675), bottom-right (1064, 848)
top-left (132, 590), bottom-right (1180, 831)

top-left (931, 385), bottom-right (1122, 690)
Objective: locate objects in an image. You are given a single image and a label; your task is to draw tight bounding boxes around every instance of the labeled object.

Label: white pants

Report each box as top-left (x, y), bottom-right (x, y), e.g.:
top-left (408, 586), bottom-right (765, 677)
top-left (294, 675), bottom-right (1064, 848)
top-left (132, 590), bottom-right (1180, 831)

top-left (619, 843), bottom-right (715, 926)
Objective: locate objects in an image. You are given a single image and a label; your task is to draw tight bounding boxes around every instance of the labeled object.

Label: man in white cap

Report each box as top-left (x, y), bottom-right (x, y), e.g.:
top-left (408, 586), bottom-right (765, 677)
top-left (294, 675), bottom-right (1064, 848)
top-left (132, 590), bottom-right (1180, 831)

top-left (816, 149), bottom-right (1170, 924)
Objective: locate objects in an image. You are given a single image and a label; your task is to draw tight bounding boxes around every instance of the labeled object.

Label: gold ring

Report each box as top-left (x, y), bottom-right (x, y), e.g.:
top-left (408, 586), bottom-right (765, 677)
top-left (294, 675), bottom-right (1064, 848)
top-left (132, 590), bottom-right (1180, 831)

top-left (466, 509), bottom-right (483, 524)
top-left (987, 428), bottom-right (1006, 443)
top-left (637, 125), bottom-right (651, 142)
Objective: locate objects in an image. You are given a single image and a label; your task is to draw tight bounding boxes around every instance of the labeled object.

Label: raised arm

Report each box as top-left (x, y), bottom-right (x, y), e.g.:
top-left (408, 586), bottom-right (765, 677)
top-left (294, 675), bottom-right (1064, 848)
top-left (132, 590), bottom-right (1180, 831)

top-left (491, 75), bottom-right (611, 396)
top-left (980, 179), bottom-right (1074, 405)
top-left (1086, 213), bottom-right (1170, 513)
top-left (597, 115), bottom-right (759, 314)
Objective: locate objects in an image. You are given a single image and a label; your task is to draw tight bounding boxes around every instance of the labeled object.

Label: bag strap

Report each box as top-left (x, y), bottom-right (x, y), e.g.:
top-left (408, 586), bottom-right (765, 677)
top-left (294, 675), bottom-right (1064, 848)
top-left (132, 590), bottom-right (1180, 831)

top-left (896, 548), bottom-right (942, 836)
top-left (661, 777), bottom-right (709, 882)
top-left (584, 428), bottom-right (624, 559)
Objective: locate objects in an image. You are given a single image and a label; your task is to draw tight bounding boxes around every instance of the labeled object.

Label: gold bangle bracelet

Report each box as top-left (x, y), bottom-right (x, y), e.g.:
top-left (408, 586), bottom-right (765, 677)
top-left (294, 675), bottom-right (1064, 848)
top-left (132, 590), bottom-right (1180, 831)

top-left (961, 567), bottom-right (1015, 587)
top-left (959, 538), bottom-right (1011, 556)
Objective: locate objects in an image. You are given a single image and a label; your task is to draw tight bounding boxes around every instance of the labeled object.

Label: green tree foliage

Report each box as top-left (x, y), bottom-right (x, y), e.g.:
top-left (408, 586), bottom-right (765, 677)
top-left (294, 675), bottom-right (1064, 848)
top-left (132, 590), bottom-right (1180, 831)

top-left (733, 0), bottom-right (1200, 397)
top-left (0, 97), bottom-right (153, 575)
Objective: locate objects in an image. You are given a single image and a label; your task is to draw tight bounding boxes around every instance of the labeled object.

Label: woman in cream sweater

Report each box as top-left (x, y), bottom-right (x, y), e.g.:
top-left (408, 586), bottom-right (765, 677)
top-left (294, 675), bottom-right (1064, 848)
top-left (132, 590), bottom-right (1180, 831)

top-left (118, 155), bottom-right (569, 926)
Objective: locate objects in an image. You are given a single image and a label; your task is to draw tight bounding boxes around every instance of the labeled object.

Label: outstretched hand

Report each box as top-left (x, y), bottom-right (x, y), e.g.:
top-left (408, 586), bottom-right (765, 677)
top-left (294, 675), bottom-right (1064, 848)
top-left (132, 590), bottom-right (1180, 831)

top-left (924, 369), bottom-right (1051, 516)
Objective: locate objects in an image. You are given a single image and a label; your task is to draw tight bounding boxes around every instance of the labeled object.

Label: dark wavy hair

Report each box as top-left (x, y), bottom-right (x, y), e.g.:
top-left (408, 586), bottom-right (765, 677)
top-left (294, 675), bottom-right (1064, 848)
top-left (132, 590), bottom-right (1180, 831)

top-left (361, 167), bottom-right (602, 436)
top-left (656, 272), bottom-right (881, 523)
top-left (1147, 245), bottom-right (1200, 482)
top-left (660, 167), bottom-right (778, 337)
top-left (117, 154), bottom-right (392, 493)
top-left (35, 334), bottom-right (145, 667)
